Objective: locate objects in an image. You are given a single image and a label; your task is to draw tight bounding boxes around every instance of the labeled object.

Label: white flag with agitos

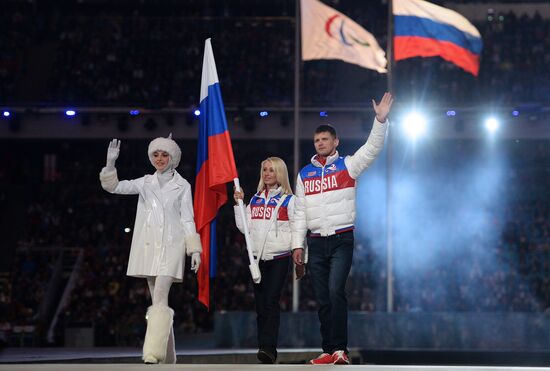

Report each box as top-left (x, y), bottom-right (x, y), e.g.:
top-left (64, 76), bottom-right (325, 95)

top-left (301, 0), bottom-right (387, 73)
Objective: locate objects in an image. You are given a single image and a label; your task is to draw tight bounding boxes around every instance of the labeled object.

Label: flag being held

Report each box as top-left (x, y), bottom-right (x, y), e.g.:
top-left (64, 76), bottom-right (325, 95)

top-left (393, 0), bottom-right (482, 76)
top-left (301, 0), bottom-right (387, 73)
top-left (194, 39), bottom-right (238, 309)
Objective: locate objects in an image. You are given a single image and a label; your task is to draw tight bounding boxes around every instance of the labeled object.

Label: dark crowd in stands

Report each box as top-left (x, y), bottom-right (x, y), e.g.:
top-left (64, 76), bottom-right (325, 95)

top-left (1, 137), bottom-right (550, 346)
top-left (2, 0), bottom-right (550, 348)
top-left (1, 1), bottom-right (550, 107)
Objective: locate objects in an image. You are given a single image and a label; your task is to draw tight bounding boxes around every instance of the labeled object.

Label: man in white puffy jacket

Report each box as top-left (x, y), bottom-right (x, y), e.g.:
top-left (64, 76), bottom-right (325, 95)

top-left (293, 93), bottom-right (393, 365)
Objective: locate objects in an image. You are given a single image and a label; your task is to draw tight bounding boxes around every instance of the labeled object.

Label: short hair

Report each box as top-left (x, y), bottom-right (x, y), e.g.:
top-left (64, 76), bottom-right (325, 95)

top-left (314, 124), bottom-right (337, 138)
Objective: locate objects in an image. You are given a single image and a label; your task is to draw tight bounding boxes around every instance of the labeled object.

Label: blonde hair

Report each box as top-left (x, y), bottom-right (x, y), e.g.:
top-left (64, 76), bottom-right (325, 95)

top-left (256, 157), bottom-right (293, 195)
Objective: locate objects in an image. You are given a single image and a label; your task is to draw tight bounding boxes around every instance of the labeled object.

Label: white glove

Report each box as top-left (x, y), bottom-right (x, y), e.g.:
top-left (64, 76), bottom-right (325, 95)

top-left (106, 139), bottom-right (121, 170)
top-left (191, 252), bottom-right (201, 274)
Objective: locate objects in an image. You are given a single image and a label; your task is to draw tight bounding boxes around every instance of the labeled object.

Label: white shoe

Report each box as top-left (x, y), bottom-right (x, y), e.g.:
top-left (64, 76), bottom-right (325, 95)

top-left (143, 355), bottom-right (158, 364)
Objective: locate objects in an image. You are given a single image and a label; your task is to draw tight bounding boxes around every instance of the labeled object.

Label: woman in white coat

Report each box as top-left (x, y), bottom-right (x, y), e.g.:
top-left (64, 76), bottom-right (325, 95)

top-left (99, 135), bottom-right (202, 364)
top-left (234, 157), bottom-right (303, 364)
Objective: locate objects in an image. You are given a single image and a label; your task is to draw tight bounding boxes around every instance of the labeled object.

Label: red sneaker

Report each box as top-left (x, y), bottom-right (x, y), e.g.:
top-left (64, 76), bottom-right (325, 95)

top-left (309, 352), bottom-right (333, 365)
top-left (332, 350), bottom-right (350, 365)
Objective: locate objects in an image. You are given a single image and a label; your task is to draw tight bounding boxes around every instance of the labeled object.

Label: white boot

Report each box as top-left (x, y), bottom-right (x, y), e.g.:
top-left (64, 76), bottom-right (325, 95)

top-left (164, 326), bottom-right (176, 364)
top-left (142, 305), bottom-right (174, 364)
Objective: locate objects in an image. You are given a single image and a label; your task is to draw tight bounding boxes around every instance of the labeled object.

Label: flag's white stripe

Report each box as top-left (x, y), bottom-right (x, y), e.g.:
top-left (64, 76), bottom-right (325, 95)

top-left (200, 38), bottom-right (220, 102)
top-left (393, 0), bottom-right (480, 38)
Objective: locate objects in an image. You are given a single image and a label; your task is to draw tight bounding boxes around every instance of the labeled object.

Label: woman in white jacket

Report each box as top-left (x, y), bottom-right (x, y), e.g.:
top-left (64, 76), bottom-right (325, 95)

top-left (234, 157), bottom-right (301, 364)
top-left (99, 135), bottom-right (202, 364)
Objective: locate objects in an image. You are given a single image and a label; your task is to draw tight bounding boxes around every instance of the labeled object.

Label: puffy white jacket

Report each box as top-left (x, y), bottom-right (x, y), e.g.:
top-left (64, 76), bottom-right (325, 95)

top-left (234, 187), bottom-right (296, 261)
top-left (99, 167), bottom-right (202, 281)
top-left (293, 118), bottom-right (388, 248)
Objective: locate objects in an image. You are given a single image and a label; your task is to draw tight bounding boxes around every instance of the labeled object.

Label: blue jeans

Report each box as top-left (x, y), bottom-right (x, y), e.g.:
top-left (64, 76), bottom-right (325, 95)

top-left (307, 231), bottom-right (354, 354)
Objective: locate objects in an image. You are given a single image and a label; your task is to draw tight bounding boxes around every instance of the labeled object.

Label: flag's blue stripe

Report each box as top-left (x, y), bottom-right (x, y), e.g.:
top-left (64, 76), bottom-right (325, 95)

top-left (200, 83), bottom-right (230, 137)
top-left (210, 218), bottom-right (217, 277)
top-left (394, 15), bottom-right (482, 55)
top-left (196, 82), bottom-right (229, 174)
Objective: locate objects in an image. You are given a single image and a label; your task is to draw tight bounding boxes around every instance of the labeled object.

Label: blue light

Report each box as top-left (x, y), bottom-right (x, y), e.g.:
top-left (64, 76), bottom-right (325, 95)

top-left (446, 110), bottom-right (456, 116)
top-left (320, 111), bottom-right (328, 117)
top-left (65, 110), bottom-right (76, 117)
top-left (3, 111), bottom-right (10, 117)
top-left (129, 110), bottom-right (140, 116)
top-left (512, 110), bottom-right (519, 117)
top-left (259, 111), bottom-right (268, 117)
top-left (194, 109), bottom-right (201, 117)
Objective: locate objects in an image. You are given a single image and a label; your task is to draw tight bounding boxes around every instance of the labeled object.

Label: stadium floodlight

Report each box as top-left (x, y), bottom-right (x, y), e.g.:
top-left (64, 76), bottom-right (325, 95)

top-left (403, 111), bottom-right (427, 140)
top-left (194, 109), bottom-right (201, 117)
top-left (484, 117), bottom-right (499, 133)
top-left (65, 110), bottom-right (76, 117)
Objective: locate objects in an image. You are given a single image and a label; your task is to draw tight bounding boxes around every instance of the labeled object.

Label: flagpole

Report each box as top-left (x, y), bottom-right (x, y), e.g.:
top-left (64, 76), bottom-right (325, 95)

top-left (386, 0), bottom-right (395, 313)
top-left (387, 0), bottom-right (394, 94)
top-left (292, 0), bottom-right (302, 313)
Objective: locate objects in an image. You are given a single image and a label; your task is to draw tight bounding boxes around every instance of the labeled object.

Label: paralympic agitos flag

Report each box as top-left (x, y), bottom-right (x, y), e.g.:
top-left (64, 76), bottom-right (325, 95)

top-left (393, 0), bottom-right (482, 76)
top-left (194, 38), bottom-right (238, 309)
top-left (300, 0), bottom-right (387, 73)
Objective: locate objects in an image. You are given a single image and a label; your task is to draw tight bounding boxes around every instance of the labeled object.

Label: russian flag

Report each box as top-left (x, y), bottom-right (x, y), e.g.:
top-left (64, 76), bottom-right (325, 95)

top-left (393, 0), bottom-right (482, 76)
top-left (194, 39), bottom-right (238, 309)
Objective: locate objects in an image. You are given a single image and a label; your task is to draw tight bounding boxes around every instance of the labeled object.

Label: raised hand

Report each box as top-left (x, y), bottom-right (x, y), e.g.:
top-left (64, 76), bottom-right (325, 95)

top-left (372, 92), bottom-right (394, 123)
top-left (106, 138), bottom-right (121, 169)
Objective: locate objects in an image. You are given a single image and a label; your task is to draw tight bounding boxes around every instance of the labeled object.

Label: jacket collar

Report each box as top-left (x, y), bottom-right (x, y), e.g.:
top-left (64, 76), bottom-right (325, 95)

top-left (171, 170), bottom-right (186, 187)
top-left (256, 186), bottom-right (282, 200)
top-left (145, 170), bottom-right (185, 193)
top-left (162, 170), bottom-right (185, 192)
top-left (310, 151), bottom-right (339, 168)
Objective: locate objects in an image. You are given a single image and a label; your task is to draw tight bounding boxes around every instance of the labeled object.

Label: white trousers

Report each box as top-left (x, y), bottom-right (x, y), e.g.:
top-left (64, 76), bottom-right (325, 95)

top-left (147, 275), bottom-right (173, 306)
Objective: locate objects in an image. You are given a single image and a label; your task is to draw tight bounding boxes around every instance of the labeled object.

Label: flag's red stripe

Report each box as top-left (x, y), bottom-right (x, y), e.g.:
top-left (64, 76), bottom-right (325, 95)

top-left (194, 163), bottom-right (227, 232)
top-left (208, 132), bottom-right (238, 185)
top-left (394, 36), bottom-right (480, 76)
top-left (197, 226), bottom-right (210, 307)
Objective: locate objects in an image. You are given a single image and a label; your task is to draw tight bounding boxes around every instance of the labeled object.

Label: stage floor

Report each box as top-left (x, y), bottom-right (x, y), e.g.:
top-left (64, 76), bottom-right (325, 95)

top-left (2, 365), bottom-right (550, 371)
top-left (0, 347), bottom-right (336, 364)
top-left (2, 347), bottom-right (550, 370)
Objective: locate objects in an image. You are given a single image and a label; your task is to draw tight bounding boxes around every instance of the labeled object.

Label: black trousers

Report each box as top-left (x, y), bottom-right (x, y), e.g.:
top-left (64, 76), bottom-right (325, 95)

top-left (253, 256), bottom-right (290, 356)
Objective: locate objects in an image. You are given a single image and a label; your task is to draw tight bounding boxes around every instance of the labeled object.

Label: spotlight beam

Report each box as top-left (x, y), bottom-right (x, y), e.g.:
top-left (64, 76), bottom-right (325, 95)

top-left (403, 112), bottom-right (427, 140)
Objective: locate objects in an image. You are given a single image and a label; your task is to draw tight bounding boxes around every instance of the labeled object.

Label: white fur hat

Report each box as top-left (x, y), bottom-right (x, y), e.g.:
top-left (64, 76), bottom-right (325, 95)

top-left (148, 133), bottom-right (182, 168)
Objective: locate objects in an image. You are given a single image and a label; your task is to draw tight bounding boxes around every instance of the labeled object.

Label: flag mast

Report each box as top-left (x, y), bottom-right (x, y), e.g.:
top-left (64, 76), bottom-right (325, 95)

top-left (387, 0), bottom-right (394, 93)
top-left (292, 0), bottom-right (302, 313)
top-left (386, 0), bottom-right (395, 313)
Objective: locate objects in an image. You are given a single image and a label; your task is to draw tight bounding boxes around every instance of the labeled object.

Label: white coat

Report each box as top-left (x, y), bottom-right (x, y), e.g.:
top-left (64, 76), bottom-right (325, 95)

top-left (100, 168), bottom-right (202, 282)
